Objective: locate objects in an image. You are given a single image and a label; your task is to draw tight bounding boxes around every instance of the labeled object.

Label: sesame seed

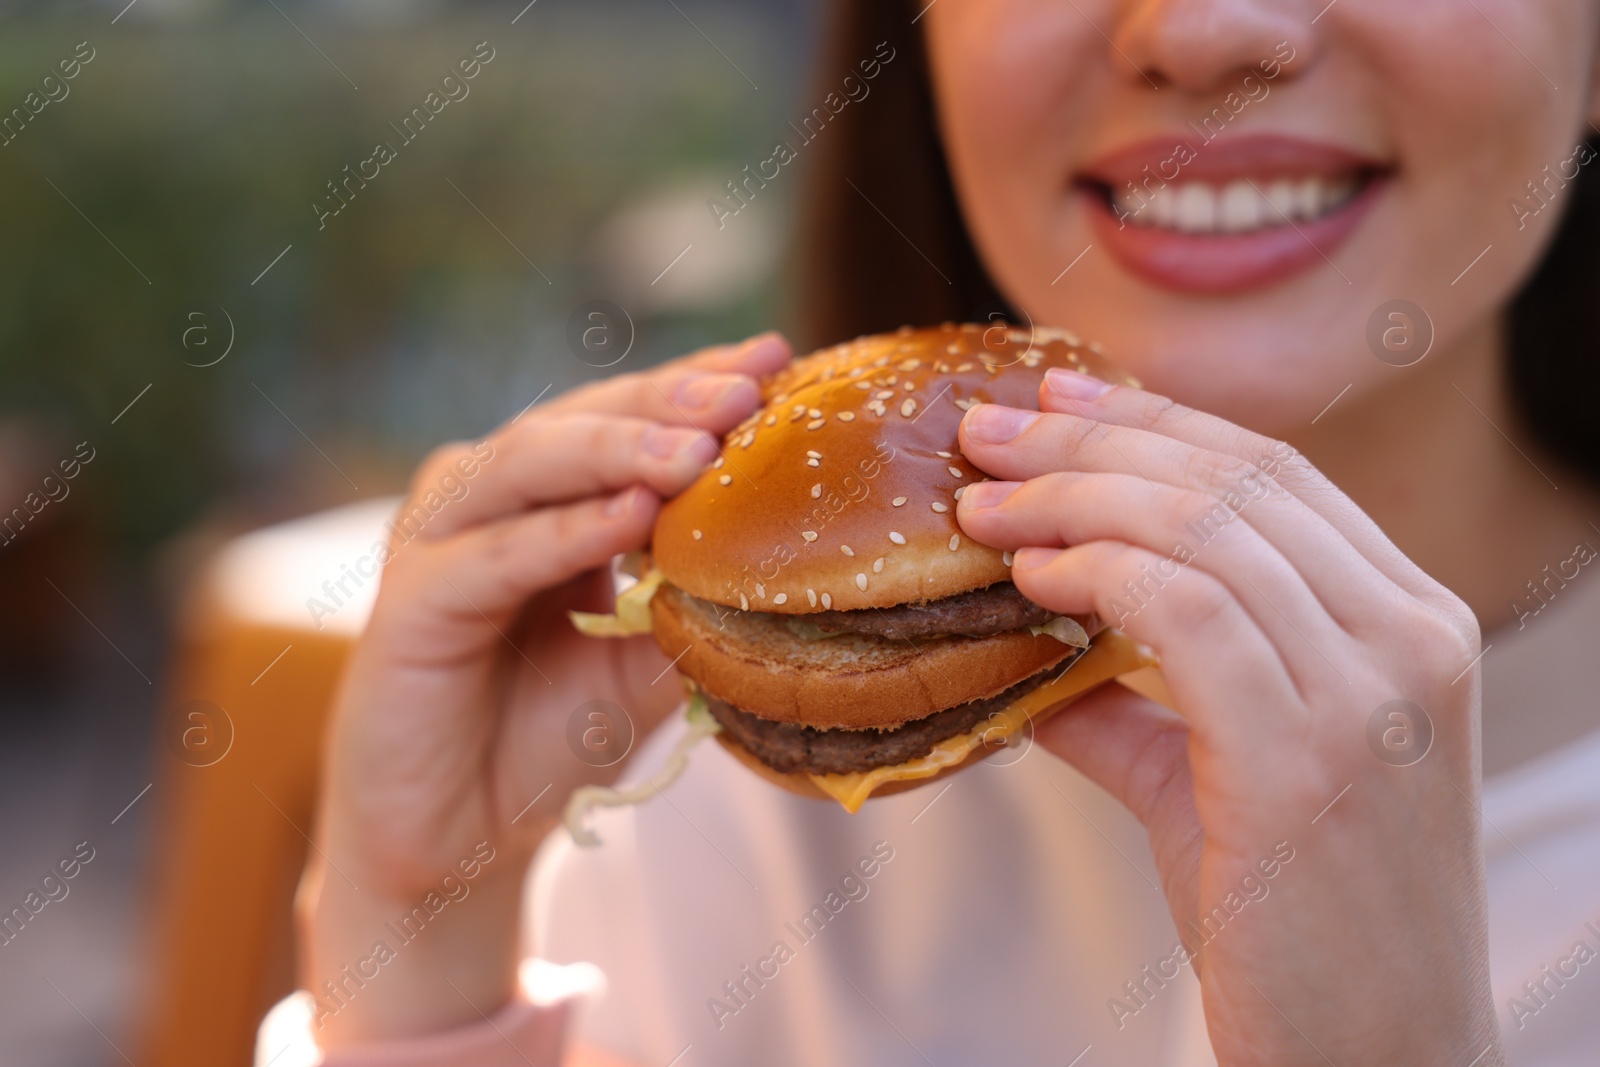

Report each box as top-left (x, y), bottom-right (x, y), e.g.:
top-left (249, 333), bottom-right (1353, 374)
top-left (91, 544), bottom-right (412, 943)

top-left (837, 411), bottom-right (855, 422)
top-left (808, 408), bottom-right (822, 418)
top-left (840, 545), bottom-right (854, 557)
top-left (936, 451), bottom-right (952, 458)
top-left (765, 415), bottom-right (777, 426)
top-left (714, 456), bottom-right (726, 468)
top-left (692, 529), bottom-right (702, 540)
top-left (903, 381), bottom-right (915, 392)
top-left (901, 399), bottom-right (917, 417)
top-left (898, 359), bottom-right (922, 372)
top-left (855, 381), bottom-right (872, 390)
top-left (821, 593), bottom-right (832, 609)
top-left (720, 474), bottom-right (733, 486)
top-left (948, 466), bottom-right (963, 479)
top-left (806, 450), bottom-right (821, 458)
top-left (1002, 551), bottom-right (1014, 566)
top-left (954, 398), bottom-right (974, 410)
top-left (931, 502), bottom-right (948, 513)
top-left (855, 573), bottom-right (868, 591)
top-left (892, 496), bottom-right (906, 507)
top-left (808, 458), bottom-right (820, 467)
top-left (802, 530), bottom-right (818, 542)
top-left (873, 557), bottom-right (884, 573)
top-left (739, 593), bottom-right (750, 611)
top-left (956, 362), bottom-right (974, 372)
top-left (790, 409), bottom-right (806, 422)
top-left (949, 535), bottom-right (960, 551)
top-left (875, 390), bottom-right (894, 400)
top-left (811, 484), bottom-right (822, 498)
top-left (807, 419), bottom-right (826, 430)
top-left (807, 588), bottom-right (817, 607)
top-left (889, 531), bottom-right (906, 545)
top-left (773, 593), bottom-right (788, 606)
top-left (953, 486), bottom-right (964, 500)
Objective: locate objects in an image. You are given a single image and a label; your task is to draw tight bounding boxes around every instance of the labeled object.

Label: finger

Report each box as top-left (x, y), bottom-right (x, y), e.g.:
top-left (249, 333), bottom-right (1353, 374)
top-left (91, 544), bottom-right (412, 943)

top-left (539, 333), bottom-right (792, 426)
top-left (1036, 367), bottom-right (1442, 602)
top-left (408, 414), bottom-right (717, 538)
top-left (958, 404), bottom-right (1407, 630)
top-left (372, 486), bottom-right (658, 659)
top-left (1010, 539), bottom-right (1314, 744)
top-left (1036, 683), bottom-right (1201, 923)
top-left (959, 472), bottom-right (1356, 655)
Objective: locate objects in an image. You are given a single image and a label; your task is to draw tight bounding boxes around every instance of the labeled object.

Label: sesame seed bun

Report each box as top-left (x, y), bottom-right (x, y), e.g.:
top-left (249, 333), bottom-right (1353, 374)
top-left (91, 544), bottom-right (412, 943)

top-left (652, 323), bottom-right (1136, 613)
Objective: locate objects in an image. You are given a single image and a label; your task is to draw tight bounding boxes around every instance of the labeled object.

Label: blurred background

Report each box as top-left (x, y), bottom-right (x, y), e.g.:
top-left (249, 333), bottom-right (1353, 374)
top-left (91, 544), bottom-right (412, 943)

top-left (0, 0), bottom-right (816, 1061)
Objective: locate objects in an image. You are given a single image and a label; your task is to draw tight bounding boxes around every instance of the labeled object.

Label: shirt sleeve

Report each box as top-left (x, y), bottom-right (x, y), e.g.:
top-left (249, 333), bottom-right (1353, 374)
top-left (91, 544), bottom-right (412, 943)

top-left (254, 959), bottom-right (605, 1067)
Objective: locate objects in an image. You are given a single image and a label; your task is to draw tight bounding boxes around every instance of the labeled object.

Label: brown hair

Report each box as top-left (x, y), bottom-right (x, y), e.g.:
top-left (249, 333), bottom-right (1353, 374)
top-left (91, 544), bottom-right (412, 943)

top-left (796, 0), bottom-right (1600, 487)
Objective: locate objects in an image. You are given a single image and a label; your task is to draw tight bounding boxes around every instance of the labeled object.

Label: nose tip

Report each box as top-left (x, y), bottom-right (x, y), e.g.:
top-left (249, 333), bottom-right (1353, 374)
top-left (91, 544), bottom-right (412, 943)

top-left (1113, 0), bottom-right (1314, 94)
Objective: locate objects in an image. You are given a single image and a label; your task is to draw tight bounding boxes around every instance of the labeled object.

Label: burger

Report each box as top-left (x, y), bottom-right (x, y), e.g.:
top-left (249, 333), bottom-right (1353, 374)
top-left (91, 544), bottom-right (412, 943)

top-left (623, 323), bottom-right (1155, 813)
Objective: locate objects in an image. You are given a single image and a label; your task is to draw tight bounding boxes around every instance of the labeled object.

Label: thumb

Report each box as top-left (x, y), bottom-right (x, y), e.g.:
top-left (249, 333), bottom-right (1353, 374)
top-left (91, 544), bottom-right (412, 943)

top-left (1037, 682), bottom-right (1203, 945)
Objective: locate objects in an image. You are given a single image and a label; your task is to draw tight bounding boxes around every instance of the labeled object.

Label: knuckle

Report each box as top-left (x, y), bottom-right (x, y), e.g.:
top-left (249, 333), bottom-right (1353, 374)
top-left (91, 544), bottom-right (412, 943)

top-left (410, 441), bottom-right (471, 494)
top-left (1172, 572), bottom-right (1235, 631)
top-left (1182, 448), bottom-right (1258, 496)
top-left (1051, 414), bottom-right (1104, 462)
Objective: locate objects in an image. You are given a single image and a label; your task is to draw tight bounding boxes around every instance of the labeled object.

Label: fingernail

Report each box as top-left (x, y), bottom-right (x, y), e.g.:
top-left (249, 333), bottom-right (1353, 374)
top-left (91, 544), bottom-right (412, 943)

top-left (676, 373), bottom-right (749, 410)
top-left (605, 485), bottom-right (642, 517)
top-left (1045, 367), bottom-right (1114, 403)
top-left (964, 404), bottom-right (1039, 444)
top-left (642, 426), bottom-right (717, 463)
top-left (1011, 546), bottom-right (1061, 572)
top-left (958, 480), bottom-right (1021, 510)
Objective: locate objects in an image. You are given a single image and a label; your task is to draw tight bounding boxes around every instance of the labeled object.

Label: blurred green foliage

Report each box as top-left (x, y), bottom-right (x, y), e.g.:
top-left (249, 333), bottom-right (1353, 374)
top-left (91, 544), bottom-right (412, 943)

top-left (0, 3), bottom-right (804, 552)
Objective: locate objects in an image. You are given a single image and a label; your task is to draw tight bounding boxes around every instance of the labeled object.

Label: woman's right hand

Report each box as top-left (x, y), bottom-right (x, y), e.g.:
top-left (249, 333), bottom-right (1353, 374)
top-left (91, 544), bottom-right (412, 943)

top-left (298, 332), bottom-right (790, 1048)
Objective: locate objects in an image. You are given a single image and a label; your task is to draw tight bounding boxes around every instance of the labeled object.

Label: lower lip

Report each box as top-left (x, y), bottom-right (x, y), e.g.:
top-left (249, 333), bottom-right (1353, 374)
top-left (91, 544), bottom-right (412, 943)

top-left (1080, 177), bottom-right (1387, 295)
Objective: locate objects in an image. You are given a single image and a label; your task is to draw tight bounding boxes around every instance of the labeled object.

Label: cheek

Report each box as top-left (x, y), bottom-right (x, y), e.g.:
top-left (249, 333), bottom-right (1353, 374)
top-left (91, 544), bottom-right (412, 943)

top-left (927, 1), bottom-right (1102, 272)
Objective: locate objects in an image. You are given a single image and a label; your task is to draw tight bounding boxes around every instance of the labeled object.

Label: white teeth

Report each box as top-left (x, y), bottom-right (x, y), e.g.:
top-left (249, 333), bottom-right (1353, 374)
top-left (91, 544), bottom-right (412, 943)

top-left (1114, 174), bottom-right (1359, 234)
top-left (1264, 179), bottom-right (1296, 220)
top-left (1150, 187), bottom-right (1178, 228)
top-left (1295, 177), bottom-right (1324, 220)
top-left (1175, 183), bottom-right (1215, 232)
top-left (1218, 181), bottom-right (1261, 233)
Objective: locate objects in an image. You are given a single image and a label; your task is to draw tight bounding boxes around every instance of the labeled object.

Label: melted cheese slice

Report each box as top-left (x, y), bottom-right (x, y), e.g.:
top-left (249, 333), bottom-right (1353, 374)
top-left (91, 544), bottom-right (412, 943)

top-left (808, 631), bottom-right (1156, 813)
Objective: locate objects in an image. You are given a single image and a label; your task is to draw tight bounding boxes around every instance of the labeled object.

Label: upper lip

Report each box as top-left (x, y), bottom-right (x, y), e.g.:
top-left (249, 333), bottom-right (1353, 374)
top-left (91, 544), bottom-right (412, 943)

top-left (1078, 132), bottom-right (1391, 187)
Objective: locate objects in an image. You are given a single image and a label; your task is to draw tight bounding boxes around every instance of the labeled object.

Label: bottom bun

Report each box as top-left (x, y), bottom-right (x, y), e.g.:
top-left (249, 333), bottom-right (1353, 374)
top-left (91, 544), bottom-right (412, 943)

top-left (712, 628), bottom-right (1156, 810)
top-left (714, 729), bottom-right (1000, 803)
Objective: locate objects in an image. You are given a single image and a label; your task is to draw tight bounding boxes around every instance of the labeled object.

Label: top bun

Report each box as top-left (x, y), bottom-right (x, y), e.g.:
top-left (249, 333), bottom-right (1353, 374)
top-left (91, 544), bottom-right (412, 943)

top-left (652, 323), bottom-right (1135, 613)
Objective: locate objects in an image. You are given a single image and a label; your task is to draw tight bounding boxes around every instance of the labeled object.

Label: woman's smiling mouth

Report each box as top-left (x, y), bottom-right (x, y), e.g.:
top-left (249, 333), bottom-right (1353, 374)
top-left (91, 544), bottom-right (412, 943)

top-left (1078, 133), bottom-right (1393, 294)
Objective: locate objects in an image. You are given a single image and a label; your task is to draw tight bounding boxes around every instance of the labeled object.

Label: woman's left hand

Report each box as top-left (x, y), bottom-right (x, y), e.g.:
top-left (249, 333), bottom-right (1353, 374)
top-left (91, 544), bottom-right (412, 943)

top-left (956, 367), bottom-right (1501, 1067)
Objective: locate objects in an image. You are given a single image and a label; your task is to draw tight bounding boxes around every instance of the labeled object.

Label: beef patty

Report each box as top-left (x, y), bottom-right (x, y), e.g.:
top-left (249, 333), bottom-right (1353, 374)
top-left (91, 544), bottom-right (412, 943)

top-left (807, 581), bottom-right (1054, 639)
top-left (703, 652), bottom-right (1085, 775)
